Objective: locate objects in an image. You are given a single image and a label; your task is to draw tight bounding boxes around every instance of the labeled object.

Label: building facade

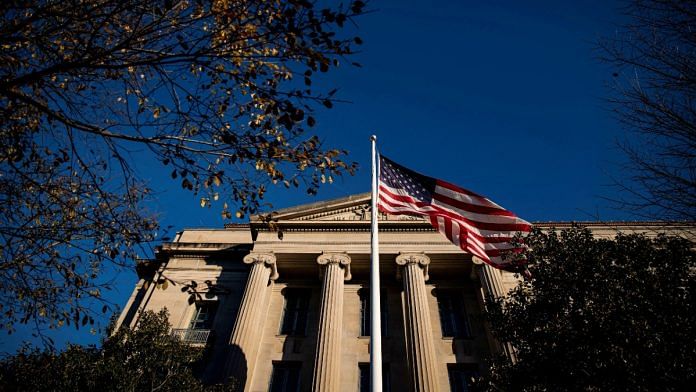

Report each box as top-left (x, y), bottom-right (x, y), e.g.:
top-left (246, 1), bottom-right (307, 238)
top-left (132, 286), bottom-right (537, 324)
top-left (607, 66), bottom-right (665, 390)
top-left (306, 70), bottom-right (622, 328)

top-left (116, 193), bottom-right (694, 391)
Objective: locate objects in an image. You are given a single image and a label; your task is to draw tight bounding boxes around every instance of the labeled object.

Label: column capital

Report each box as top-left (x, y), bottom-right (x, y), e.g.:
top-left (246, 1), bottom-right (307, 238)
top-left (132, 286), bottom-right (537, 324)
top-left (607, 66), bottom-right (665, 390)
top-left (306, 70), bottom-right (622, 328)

top-left (243, 252), bottom-right (279, 281)
top-left (396, 252), bottom-right (430, 266)
top-left (396, 252), bottom-right (430, 281)
top-left (317, 252), bottom-right (351, 281)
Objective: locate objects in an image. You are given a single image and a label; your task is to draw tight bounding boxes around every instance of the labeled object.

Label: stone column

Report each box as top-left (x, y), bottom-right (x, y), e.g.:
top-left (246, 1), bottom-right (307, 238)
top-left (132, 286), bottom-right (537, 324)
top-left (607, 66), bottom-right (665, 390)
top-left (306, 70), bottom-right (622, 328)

top-left (396, 253), bottom-right (439, 392)
top-left (312, 252), bottom-right (351, 392)
top-left (473, 259), bottom-right (517, 362)
top-left (225, 252), bottom-right (279, 389)
top-left (476, 261), bottom-right (506, 300)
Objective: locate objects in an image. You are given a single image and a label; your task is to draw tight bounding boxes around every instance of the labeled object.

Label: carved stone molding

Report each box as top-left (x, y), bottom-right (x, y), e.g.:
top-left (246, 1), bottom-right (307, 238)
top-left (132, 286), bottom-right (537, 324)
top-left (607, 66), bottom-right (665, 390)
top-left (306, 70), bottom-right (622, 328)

top-left (293, 203), bottom-right (427, 222)
top-left (317, 252), bottom-right (351, 281)
top-left (243, 252), bottom-right (279, 281)
top-left (396, 252), bottom-right (430, 281)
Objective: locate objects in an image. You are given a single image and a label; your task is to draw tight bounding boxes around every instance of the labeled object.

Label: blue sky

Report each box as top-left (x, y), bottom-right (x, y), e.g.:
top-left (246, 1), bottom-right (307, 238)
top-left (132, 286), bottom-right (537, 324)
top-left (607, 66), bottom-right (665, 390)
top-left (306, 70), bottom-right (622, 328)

top-left (2, 0), bottom-right (631, 353)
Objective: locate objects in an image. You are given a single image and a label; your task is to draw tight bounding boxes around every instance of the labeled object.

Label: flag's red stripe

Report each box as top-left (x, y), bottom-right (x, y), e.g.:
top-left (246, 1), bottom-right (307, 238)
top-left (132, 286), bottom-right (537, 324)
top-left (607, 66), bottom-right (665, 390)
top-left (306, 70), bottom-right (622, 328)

top-left (444, 216), bottom-right (453, 243)
top-left (378, 194), bottom-right (521, 244)
top-left (379, 187), bottom-right (529, 269)
top-left (435, 179), bottom-right (489, 202)
top-left (464, 238), bottom-right (490, 261)
top-left (433, 192), bottom-right (515, 216)
top-left (381, 185), bottom-right (522, 226)
top-left (429, 216), bottom-right (439, 232)
top-left (379, 155), bottom-right (531, 272)
top-left (378, 191), bottom-right (526, 241)
top-left (380, 187), bottom-right (531, 232)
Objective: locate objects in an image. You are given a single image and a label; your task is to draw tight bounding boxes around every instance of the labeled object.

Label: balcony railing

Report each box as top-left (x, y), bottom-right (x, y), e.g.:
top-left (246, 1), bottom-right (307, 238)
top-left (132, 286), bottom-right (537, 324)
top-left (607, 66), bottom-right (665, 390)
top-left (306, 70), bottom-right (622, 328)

top-left (171, 328), bottom-right (212, 344)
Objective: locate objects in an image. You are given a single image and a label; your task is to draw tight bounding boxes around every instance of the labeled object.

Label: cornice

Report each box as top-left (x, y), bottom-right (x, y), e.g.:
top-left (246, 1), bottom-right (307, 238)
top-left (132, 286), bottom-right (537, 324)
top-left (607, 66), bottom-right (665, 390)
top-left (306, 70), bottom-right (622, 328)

top-left (253, 219), bottom-right (434, 232)
top-left (158, 242), bottom-right (252, 258)
top-left (228, 220), bottom-right (695, 230)
top-left (533, 221), bottom-right (695, 228)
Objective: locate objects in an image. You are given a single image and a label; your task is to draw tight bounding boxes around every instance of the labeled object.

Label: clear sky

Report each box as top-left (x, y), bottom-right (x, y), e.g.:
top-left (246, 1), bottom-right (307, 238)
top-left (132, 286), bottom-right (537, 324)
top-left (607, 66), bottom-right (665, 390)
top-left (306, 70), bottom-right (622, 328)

top-left (2, 0), bottom-right (631, 353)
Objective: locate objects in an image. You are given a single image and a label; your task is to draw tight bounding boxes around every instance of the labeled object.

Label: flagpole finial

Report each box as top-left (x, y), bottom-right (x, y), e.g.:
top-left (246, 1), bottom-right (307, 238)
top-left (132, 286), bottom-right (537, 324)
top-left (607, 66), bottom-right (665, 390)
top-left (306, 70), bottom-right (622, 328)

top-left (370, 134), bottom-right (377, 142)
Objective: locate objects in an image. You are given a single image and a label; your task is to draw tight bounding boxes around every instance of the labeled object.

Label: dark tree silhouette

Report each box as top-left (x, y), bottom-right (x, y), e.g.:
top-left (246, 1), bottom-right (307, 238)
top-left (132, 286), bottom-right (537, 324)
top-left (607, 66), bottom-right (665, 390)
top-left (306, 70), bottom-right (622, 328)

top-left (481, 227), bottom-right (696, 391)
top-left (600, 0), bottom-right (696, 220)
top-left (0, 310), bottom-right (227, 391)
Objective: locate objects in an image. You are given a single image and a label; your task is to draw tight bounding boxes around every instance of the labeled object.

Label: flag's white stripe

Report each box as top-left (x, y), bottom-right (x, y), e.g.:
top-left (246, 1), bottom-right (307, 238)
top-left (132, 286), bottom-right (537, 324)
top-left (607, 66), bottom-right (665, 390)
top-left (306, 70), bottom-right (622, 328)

top-left (381, 197), bottom-right (514, 253)
top-left (437, 216), bottom-right (446, 235)
top-left (382, 196), bottom-right (516, 262)
top-left (432, 198), bottom-right (529, 226)
top-left (480, 241), bottom-right (517, 251)
top-left (465, 238), bottom-right (490, 261)
top-left (452, 221), bottom-right (461, 248)
top-left (435, 185), bottom-right (505, 210)
top-left (380, 183), bottom-right (528, 228)
top-left (383, 208), bottom-right (524, 241)
top-left (379, 160), bottom-right (530, 271)
top-left (378, 201), bottom-right (428, 216)
top-left (379, 183), bottom-right (423, 201)
top-left (379, 191), bottom-right (524, 238)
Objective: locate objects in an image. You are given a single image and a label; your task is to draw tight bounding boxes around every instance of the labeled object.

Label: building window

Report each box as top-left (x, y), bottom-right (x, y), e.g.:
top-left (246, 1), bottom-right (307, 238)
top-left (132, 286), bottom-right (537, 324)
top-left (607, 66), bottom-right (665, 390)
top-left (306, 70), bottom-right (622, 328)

top-left (189, 301), bottom-right (217, 330)
top-left (359, 363), bottom-right (390, 392)
top-left (448, 364), bottom-right (479, 392)
top-left (437, 290), bottom-right (471, 338)
top-left (359, 289), bottom-right (388, 337)
top-left (269, 361), bottom-right (301, 392)
top-left (171, 301), bottom-right (217, 344)
top-left (280, 289), bottom-right (310, 336)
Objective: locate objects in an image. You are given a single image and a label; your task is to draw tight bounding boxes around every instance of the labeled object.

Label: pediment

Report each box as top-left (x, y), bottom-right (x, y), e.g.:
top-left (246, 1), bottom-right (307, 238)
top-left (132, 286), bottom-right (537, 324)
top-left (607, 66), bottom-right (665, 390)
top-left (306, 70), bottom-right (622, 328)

top-left (255, 192), bottom-right (426, 223)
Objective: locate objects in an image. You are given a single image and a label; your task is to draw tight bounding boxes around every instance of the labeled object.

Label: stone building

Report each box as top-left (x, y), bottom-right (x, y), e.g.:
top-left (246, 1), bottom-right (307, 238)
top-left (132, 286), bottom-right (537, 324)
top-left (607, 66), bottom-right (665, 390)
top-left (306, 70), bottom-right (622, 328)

top-left (116, 193), bottom-right (694, 391)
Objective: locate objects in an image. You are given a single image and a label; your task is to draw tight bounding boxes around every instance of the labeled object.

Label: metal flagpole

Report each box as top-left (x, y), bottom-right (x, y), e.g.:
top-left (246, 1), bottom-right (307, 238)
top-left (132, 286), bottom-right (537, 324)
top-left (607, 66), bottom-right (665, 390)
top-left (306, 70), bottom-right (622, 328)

top-left (369, 135), bottom-right (383, 392)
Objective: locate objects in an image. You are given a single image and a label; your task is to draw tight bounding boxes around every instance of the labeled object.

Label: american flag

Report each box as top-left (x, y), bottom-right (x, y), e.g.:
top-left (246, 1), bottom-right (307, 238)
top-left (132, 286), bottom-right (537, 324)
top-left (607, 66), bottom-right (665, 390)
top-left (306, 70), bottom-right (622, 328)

top-left (378, 155), bottom-right (532, 271)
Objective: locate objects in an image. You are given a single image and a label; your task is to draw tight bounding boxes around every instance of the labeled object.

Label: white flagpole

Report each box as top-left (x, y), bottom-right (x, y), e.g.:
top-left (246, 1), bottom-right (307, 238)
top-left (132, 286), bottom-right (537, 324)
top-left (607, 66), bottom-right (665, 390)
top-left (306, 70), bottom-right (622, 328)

top-left (370, 135), bottom-right (383, 392)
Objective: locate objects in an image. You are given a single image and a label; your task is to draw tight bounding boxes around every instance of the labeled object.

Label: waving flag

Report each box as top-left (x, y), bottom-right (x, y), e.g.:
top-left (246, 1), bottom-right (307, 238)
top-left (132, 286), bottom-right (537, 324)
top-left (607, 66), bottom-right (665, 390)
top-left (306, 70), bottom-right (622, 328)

top-left (378, 155), bottom-right (531, 271)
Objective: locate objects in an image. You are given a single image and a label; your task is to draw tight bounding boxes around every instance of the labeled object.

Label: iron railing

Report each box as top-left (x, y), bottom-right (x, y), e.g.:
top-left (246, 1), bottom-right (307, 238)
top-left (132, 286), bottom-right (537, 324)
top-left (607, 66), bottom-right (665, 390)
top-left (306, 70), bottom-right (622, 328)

top-left (171, 328), bottom-right (211, 344)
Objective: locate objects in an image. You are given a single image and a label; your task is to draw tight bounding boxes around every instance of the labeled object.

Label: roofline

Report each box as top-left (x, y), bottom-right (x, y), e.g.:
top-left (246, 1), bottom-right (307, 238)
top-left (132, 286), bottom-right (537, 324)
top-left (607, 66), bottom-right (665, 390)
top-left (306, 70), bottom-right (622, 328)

top-left (249, 192), bottom-right (371, 222)
top-left (223, 220), bottom-right (694, 229)
top-left (533, 221), bottom-right (695, 226)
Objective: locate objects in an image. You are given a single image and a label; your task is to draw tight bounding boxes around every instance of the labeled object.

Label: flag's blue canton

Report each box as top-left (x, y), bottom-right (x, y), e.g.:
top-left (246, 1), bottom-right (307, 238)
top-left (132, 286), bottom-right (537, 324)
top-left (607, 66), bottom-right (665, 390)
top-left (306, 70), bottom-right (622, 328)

top-left (379, 155), bottom-right (435, 203)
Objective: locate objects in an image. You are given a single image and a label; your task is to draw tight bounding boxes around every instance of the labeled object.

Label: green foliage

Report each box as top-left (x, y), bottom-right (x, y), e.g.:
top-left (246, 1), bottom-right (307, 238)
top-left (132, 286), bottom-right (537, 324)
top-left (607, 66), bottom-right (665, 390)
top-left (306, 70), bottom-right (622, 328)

top-left (0, 0), bottom-right (365, 335)
top-left (0, 309), bottom-right (226, 391)
top-left (482, 227), bottom-right (696, 391)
